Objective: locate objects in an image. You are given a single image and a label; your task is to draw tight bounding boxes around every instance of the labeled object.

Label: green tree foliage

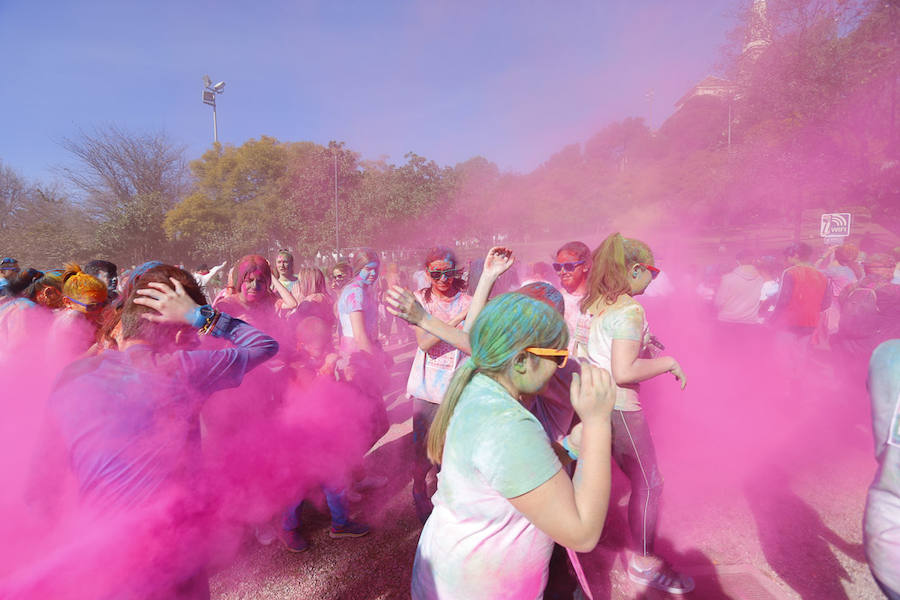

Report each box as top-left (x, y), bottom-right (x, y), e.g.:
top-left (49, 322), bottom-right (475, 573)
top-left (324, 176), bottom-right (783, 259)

top-left (167, 138), bottom-right (460, 264)
top-left (8, 0), bottom-right (898, 269)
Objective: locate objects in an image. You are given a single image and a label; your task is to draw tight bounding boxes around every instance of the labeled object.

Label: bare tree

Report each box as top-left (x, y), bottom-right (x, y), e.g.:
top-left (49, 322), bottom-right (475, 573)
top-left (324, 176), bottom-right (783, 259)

top-left (59, 125), bottom-right (189, 216)
top-left (0, 160), bottom-right (28, 235)
top-left (57, 125), bottom-right (190, 265)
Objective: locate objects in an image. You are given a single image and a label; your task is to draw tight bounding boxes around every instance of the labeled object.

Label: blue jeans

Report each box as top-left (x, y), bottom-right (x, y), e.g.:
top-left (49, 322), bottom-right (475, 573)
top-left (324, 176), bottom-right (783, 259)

top-left (283, 486), bottom-right (349, 530)
top-left (412, 397), bottom-right (440, 492)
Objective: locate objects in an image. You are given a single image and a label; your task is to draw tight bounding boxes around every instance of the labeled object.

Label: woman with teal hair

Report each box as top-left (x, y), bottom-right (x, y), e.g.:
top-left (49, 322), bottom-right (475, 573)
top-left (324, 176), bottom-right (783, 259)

top-left (411, 292), bottom-right (616, 600)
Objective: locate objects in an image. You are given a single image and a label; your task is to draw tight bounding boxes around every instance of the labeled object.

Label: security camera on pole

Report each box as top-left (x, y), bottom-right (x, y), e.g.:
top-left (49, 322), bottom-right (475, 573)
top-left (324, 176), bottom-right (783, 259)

top-left (201, 75), bottom-right (226, 143)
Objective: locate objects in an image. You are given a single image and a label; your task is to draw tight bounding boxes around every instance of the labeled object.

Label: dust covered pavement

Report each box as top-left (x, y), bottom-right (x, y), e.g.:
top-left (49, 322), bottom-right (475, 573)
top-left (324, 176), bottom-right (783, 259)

top-left (211, 337), bottom-right (885, 599)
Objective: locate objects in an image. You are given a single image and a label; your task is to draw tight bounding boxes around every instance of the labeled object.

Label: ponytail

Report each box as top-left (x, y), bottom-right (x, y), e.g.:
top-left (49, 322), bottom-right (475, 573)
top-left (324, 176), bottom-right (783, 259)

top-left (580, 233), bottom-right (654, 313)
top-left (427, 358), bottom-right (478, 464)
top-left (426, 292), bottom-right (568, 465)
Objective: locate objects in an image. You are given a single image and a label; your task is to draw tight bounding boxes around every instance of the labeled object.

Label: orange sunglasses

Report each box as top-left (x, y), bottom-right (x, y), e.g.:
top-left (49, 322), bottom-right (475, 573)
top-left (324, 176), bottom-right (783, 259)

top-left (525, 347), bottom-right (569, 368)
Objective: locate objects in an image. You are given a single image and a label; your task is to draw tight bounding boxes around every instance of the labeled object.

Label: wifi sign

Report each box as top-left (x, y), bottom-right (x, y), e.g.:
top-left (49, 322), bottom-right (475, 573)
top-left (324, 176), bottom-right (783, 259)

top-left (820, 213), bottom-right (852, 237)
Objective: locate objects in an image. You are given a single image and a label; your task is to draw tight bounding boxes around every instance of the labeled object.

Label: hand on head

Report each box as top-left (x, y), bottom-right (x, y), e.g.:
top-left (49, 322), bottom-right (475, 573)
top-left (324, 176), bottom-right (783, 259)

top-left (133, 278), bottom-right (201, 325)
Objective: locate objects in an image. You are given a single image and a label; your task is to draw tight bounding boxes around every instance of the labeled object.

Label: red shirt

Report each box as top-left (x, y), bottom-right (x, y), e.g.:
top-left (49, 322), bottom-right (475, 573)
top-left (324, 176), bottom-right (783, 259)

top-left (776, 264), bottom-right (829, 329)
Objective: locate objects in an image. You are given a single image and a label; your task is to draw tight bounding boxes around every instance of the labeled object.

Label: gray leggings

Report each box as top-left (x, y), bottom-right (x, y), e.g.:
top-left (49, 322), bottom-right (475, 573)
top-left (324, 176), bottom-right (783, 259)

top-left (611, 409), bottom-right (664, 556)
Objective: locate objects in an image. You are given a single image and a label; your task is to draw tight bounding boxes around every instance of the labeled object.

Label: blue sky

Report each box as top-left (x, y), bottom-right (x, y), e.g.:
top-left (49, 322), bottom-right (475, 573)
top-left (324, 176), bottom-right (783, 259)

top-left (0, 0), bottom-right (736, 183)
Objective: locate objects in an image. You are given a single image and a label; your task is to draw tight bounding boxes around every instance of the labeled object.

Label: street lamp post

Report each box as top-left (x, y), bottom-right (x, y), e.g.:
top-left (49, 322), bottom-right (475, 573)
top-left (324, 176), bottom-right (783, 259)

top-left (201, 75), bottom-right (226, 143)
top-left (334, 149), bottom-right (340, 254)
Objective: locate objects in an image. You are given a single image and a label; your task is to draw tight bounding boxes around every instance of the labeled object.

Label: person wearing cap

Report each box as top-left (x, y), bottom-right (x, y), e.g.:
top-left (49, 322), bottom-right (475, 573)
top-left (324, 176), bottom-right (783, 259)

top-left (0, 257), bottom-right (20, 295)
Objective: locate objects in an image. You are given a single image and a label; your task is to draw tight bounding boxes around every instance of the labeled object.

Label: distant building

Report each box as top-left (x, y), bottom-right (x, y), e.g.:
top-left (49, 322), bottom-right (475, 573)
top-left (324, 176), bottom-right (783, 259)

top-left (743, 0), bottom-right (772, 58)
top-left (674, 75), bottom-right (736, 110)
top-left (674, 0), bottom-right (770, 111)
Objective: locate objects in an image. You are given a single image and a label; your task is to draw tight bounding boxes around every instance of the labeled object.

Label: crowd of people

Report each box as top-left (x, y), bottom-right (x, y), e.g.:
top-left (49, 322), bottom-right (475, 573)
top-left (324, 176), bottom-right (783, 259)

top-left (700, 241), bottom-right (900, 380)
top-left (0, 230), bottom-right (899, 599)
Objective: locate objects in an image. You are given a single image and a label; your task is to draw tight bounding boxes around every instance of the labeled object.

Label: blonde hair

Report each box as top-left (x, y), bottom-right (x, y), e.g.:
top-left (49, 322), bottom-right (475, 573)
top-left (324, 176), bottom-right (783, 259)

top-left (580, 233), bottom-right (653, 312)
top-left (426, 292), bottom-right (568, 464)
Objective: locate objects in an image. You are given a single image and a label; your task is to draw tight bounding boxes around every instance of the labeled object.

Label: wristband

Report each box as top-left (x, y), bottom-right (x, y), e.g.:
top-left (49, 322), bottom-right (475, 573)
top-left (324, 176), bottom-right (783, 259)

top-left (561, 436), bottom-right (579, 460)
top-left (188, 305), bottom-right (209, 328)
top-left (190, 305), bottom-right (220, 335)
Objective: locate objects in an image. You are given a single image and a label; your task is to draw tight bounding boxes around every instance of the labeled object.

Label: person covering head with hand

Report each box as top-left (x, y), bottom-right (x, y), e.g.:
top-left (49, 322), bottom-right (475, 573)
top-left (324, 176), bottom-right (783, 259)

top-left (411, 292), bottom-right (616, 600)
top-left (578, 232), bottom-right (693, 595)
top-left (30, 264), bottom-right (278, 600)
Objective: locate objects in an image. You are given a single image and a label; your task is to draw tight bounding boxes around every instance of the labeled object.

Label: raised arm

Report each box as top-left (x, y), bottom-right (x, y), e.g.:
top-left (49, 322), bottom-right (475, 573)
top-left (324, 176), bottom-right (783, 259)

top-left (207, 260), bottom-right (227, 279)
top-left (508, 364), bottom-right (615, 552)
top-left (463, 247), bottom-right (515, 332)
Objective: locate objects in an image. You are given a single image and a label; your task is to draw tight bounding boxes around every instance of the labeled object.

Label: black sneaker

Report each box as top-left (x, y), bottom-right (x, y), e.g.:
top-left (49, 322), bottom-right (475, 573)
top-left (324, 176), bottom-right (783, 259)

top-left (329, 520), bottom-right (370, 539)
top-left (280, 528), bottom-right (309, 553)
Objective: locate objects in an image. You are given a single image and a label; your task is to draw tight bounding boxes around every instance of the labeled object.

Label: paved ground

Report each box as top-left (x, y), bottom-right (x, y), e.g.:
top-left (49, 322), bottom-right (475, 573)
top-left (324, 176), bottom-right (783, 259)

top-left (211, 325), bottom-right (886, 599)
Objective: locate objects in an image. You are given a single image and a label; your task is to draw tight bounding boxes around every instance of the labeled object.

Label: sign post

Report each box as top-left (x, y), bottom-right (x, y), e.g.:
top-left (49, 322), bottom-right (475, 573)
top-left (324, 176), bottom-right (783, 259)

top-left (820, 213), bottom-right (851, 245)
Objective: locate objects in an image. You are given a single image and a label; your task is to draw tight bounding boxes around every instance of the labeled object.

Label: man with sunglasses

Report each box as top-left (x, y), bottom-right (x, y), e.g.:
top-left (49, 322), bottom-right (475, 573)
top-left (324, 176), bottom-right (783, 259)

top-left (553, 241), bottom-right (593, 357)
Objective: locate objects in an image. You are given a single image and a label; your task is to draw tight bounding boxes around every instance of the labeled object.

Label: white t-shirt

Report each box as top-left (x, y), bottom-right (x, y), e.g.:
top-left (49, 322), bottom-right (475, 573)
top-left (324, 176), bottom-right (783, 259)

top-left (411, 374), bottom-right (562, 599)
top-left (406, 289), bottom-right (472, 404)
top-left (559, 289), bottom-right (589, 356)
top-left (582, 295), bottom-right (649, 412)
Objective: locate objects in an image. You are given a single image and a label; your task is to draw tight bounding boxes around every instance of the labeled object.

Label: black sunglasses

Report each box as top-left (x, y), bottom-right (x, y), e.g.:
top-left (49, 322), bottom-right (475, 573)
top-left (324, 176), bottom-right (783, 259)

top-left (429, 268), bottom-right (460, 280)
top-left (552, 261), bottom-right (585, 273)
